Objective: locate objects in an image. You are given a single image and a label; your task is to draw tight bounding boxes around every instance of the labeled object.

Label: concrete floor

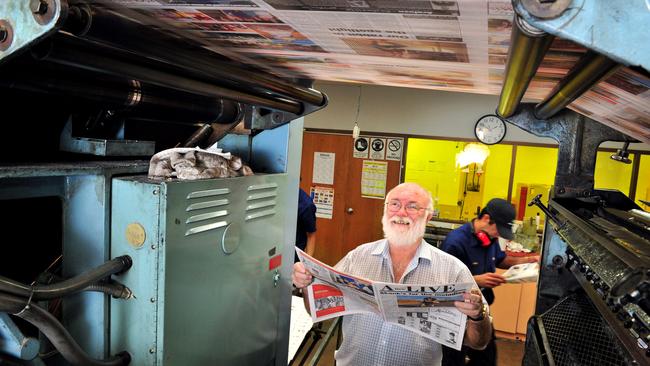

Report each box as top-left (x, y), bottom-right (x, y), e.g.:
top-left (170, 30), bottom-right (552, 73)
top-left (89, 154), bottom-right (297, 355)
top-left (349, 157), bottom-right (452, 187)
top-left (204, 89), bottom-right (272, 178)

top-left (495, 338), bottom-right (525, 366)
top-left (290, 321), bottom-right (525, 366)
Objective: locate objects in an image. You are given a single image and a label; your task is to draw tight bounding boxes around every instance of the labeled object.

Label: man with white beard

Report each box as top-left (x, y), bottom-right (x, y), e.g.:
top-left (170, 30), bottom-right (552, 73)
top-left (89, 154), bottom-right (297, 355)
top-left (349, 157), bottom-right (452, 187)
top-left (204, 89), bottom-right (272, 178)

top-left (292, 182), bottom-right (491, 366)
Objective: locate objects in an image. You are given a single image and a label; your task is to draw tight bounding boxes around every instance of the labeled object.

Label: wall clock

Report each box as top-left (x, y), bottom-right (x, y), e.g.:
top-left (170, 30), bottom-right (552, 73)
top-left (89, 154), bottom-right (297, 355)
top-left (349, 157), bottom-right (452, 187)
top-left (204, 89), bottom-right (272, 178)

top-left (474, 114), bottom-right (506, 145)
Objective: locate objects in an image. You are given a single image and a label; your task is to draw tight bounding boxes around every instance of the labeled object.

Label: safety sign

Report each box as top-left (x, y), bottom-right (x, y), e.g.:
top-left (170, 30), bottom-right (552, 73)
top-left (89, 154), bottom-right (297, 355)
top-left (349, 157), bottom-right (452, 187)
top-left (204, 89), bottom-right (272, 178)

top-left (353, 137), bottom-right (369, 158)
top-left (386, 138), bottom-right (403, 161)
top-left (370, 138), bottom-right (386, 160)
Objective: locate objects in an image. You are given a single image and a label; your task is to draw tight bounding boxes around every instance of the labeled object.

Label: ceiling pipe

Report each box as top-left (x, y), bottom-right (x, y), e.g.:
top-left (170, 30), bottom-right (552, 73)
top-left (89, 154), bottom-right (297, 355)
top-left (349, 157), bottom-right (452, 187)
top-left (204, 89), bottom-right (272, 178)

top-left (534, 52), bottom-right (620, 120)
top-left (497, 15), bottom-right (554, 118)
top-left (0, 64), bottom-right (242, 124)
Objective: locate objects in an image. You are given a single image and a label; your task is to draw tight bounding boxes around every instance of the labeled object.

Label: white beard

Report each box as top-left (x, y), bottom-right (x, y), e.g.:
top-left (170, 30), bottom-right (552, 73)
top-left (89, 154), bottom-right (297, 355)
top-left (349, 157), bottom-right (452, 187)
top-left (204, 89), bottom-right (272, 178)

top-left (382, 213), bottom-right (427, 247)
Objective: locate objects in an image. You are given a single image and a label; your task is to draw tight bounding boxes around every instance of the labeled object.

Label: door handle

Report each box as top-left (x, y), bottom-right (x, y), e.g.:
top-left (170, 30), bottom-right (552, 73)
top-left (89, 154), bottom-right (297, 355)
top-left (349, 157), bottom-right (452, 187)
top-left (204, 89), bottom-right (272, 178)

top-left (347, 207), bottom-right (354, 214)
top-left (273, 270), bottom-right (280, 287)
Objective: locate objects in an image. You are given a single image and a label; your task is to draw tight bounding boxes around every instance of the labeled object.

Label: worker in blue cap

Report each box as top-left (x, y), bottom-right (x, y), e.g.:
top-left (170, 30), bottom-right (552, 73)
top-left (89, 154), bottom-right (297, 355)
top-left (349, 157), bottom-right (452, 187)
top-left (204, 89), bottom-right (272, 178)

top-left (441, 198), bottom-right (539, 366)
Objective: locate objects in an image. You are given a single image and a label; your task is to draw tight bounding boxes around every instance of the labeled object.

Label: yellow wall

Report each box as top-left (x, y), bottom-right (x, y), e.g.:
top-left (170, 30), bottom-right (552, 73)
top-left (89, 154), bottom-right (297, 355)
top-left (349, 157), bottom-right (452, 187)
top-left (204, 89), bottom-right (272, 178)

top-left (636, 154), bottom-right (650, 210)
top-left (405, 139), bottom-right (463, 217)
top-left (512, 146), bottom-right (558, 190)
top-left (511, 146), bottom-right (557, 221)
top-left (405, 139), bottom-right (513, 220)
top-left (405, 139), bottom-right (650, 221)
top-left (594, 151), bottom-right (633, 193)
top-left (481, 144), bottom-right (513, 208)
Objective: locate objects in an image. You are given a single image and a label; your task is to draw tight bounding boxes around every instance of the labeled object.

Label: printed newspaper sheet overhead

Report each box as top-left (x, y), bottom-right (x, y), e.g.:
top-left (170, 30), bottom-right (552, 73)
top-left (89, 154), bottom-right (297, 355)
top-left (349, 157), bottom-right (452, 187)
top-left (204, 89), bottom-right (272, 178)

top-left (113, 0), bottom-right (650, 143)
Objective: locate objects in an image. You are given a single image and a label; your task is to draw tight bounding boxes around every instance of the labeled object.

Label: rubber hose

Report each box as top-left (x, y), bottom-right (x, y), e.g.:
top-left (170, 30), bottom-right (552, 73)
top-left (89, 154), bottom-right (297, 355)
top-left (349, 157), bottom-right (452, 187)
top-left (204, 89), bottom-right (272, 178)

top-left (85, 282), bottom-right (133, 299)
top-left (36, 272), bottom-right (133, 300)
top-left (0, 293), bottom-right (130, 366)
top-left (0, 256), bottom-right (132, 300)
top-left (36, 273), bottom-right (133, 300)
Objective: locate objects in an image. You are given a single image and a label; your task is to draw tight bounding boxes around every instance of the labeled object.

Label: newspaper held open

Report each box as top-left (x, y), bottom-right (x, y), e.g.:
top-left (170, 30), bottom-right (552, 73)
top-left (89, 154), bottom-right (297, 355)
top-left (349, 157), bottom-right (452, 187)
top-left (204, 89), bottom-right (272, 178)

top-left (502, 262), bottom-right (539, 283)
top-left (296, 248), bottom-right (472, 350)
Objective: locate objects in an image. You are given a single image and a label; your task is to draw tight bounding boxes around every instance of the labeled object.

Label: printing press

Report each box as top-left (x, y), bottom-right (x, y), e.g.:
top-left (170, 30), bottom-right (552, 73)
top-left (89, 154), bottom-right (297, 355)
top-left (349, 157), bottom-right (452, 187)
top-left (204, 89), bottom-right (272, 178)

top-left (0, 0), bottom-right (649, 365)
top-left (0, 1), bottom-right (326, 365)
top-left (504, 106), bottom-right (650, 366)
top-left (493, 3), bottom-right (650, 364)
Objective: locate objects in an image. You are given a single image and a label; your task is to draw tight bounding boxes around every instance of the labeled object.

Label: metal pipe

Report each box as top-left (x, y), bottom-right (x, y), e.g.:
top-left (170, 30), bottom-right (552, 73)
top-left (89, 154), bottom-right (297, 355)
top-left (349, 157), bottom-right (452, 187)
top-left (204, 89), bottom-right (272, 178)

top-left (0, 66), bottom-right (241, 124)
top-left (0, 313), bottom-right (40, 360)
top-left (534, 52), bottom-right (620, 120)
top-left (32, 35), bottom-right (303, 114)
top-left (0, 293), bottom-right (131, 366)
top-left (497, 15), bottom-right (554, 118)
top-left (63, 2), bottom-right (325, 106)
top-left (181, 124), bottom-right (213, 148)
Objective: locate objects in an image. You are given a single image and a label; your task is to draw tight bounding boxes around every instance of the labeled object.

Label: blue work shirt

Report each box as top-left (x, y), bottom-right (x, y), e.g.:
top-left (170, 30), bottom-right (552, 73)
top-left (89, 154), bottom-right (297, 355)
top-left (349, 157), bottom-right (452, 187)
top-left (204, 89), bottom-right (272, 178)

top-left (295, 189), bottom-right (317, 262)
top-left (441, 222), bottom-right (506, 304)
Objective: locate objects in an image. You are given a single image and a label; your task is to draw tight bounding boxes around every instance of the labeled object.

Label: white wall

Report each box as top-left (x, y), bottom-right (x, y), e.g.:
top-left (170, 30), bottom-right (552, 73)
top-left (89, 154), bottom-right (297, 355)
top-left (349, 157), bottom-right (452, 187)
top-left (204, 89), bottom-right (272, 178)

top-left (306, 82), bottom-right (649, 151)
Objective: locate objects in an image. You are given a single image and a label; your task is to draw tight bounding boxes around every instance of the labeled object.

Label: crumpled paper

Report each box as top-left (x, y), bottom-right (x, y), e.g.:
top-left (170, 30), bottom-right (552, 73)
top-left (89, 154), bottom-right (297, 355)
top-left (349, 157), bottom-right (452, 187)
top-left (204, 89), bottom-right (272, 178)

top-left (148, 143), bottom-right (253, 180)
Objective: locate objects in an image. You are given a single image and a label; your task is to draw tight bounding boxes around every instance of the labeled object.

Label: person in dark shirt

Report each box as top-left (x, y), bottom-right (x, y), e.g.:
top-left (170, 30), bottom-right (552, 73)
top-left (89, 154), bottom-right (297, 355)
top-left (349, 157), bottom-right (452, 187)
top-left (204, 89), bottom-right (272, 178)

top-left (441, 198), bottom-right (539, 366)
top-left (295, 188), bottom-right (317, 262)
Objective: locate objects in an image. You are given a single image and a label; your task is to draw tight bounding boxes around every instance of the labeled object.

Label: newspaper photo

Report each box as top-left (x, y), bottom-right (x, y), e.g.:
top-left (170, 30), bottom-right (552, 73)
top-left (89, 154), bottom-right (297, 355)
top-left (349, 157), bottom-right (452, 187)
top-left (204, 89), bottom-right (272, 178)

top-left (296, 248), bottom-right (472, 350)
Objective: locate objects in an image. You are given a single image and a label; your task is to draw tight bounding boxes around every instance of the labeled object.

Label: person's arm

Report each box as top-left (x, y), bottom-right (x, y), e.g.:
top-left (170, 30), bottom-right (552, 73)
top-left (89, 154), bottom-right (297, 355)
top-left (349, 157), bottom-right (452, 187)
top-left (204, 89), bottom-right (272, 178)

top-left (464, 306), bottom-right (492, 350)
top-left (304, 231), bottom-right (316, 257)
top-left (497, 254), bottom-right (540, 269)
top-left (292, 262), bottom-right (313, 314)
top-left (443, 235), bottom-right (506, 288)
top-left (454, 289), bottom-right (492, 350)
top-left (473, 273), bottom-right (506, 288)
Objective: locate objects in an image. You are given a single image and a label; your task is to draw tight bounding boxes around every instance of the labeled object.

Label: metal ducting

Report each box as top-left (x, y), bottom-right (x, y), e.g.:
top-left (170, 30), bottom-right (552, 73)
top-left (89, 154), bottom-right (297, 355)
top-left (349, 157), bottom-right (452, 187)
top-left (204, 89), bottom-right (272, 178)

top-left (534, 52), bottom-right (620, 120)
top-left (497, 15), bottom-right (554, 118)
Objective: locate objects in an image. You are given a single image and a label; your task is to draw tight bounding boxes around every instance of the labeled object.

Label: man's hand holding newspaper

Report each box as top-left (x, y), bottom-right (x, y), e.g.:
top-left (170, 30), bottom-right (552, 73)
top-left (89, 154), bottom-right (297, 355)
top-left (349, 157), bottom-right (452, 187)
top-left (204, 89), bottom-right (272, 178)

top-left (294, 248), bottom-right (478, 350)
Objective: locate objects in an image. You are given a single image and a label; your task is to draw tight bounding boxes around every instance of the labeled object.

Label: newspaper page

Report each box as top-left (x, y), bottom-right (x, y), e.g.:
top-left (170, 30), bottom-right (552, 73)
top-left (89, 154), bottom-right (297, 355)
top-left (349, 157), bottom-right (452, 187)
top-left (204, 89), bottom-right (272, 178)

top-left (296, 248), bottom-right (472, 350)
top-left (374, 282), bottom-right (470, 350)
top-left (297, 248), bottom-right (380, 320)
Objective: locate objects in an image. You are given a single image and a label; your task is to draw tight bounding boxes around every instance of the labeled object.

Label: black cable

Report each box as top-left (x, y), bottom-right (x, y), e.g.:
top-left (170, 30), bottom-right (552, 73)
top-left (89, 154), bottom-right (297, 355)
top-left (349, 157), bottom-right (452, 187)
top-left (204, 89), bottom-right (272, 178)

top-left (0, 293), bottom-right (131, 366)
top-left (0, 256), bottom-right (132, 300)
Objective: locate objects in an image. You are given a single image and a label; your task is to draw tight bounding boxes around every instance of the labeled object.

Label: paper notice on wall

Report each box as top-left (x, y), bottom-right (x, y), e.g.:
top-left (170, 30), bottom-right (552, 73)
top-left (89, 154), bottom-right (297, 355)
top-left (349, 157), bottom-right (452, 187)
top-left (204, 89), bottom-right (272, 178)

top-left (361, 160), bottom-right (388, 199)
top-left (311, 186), bottom-right (334, 219)
top-left (312, 152), bottom-right (335, 185)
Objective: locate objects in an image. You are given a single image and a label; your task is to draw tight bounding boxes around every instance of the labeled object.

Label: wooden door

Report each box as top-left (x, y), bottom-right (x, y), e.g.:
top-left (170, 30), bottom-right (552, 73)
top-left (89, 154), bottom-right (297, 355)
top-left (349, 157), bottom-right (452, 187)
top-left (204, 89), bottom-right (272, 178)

top-left (300, 131), bottom-right (402, 266)
top-left (342, 152), bottom-right (402, 256)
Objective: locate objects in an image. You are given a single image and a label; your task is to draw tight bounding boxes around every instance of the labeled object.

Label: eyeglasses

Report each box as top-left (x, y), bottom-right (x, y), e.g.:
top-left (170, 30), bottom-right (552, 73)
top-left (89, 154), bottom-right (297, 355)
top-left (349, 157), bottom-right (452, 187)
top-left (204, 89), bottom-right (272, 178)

top-left (385, 200), bottom-right (428, 214)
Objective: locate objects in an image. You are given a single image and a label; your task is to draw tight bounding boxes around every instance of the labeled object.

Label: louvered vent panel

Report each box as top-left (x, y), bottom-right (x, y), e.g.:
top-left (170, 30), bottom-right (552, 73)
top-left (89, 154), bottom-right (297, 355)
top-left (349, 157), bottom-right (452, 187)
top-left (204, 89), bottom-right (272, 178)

top-left (245, 183), bottom-right (278, 221)
top-left (184, 187), bottom-right (230, 236)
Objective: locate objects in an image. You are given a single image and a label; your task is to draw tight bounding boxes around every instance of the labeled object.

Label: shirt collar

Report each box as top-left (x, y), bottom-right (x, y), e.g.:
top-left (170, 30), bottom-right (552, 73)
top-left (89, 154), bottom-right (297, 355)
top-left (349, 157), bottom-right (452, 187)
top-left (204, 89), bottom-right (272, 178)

top-left (372, 238), bottom-right (432, 263)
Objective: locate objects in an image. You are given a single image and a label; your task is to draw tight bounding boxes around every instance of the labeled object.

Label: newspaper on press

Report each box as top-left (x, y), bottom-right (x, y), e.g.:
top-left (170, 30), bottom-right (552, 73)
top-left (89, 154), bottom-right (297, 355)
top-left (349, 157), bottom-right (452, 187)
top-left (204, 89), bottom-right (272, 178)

top-left (296, 248), bottom-right (471, 350)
